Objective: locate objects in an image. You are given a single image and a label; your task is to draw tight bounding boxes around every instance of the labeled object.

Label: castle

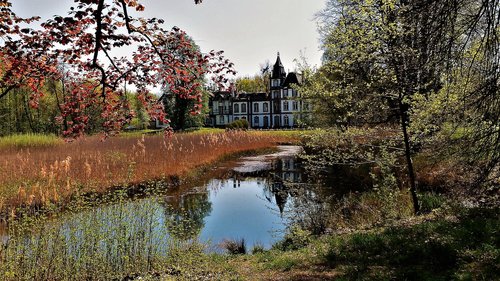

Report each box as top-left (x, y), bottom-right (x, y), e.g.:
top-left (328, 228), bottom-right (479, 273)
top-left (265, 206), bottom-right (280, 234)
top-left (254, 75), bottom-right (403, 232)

top-left (206, 53), bottom-right (311, 129)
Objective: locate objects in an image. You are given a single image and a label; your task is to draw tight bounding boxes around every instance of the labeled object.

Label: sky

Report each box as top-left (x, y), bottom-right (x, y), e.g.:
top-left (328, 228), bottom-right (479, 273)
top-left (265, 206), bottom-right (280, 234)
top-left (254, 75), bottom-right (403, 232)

top-left (12, 0), bottom-right (325, 78)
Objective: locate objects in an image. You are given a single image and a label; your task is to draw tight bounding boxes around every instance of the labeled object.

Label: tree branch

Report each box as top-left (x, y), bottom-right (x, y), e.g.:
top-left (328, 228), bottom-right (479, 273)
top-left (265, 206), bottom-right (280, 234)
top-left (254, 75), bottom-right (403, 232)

top-left (0, 84), bottom-right (17, 100)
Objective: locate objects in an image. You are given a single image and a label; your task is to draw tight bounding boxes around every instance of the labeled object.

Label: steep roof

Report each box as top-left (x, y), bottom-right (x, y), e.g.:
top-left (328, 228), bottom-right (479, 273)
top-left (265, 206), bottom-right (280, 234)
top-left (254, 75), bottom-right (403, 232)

top-left (283, 72), bottom-right (303, 87)
top-left (271, 53), bottom-right (286, 79)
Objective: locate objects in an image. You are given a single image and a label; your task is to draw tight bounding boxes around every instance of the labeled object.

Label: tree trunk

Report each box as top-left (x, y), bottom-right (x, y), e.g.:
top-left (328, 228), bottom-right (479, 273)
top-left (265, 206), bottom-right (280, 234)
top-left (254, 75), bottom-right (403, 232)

top-left (173, 96), bottom-right (189, 131)
top-left (399, 96), bottom-right (420, 214)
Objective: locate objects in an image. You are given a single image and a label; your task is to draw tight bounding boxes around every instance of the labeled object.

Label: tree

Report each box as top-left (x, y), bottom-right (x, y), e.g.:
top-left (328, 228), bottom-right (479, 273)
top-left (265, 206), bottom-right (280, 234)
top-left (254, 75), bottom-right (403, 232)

top-left (313, 0), bottom-right (500, 213)
top-left (315, 0), bottom-right (426, 213)
top-left (235, 74), bottom-right (267, 93)
top-left (158, 32), bottom-right (209, 131)
top-left (0, 0), bottom-right (235, 138)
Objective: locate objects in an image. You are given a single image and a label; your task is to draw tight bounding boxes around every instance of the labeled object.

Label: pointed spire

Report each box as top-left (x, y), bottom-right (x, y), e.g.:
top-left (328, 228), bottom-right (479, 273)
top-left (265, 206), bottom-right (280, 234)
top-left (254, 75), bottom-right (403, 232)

top-left (271, 52), bottom-right (286, 79)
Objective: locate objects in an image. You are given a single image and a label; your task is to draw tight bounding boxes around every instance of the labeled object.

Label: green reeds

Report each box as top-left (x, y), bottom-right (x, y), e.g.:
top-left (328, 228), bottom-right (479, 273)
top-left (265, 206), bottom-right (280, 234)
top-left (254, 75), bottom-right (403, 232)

top-left (0, 134), bottom-right (62, 149)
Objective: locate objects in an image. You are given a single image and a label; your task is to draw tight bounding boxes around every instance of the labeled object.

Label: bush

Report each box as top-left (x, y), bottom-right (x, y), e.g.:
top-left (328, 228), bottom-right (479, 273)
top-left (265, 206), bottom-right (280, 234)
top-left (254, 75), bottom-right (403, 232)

top-left (251, 243), bottom-right (265, 254)
top-left (273, 226), bottom-right (312, 251)
top-left (418, 192), bottom-right (446, 213)
top-left (226, 119), bottom-right (249, 130)
top-left (220, 238), bottom-right (247, 255)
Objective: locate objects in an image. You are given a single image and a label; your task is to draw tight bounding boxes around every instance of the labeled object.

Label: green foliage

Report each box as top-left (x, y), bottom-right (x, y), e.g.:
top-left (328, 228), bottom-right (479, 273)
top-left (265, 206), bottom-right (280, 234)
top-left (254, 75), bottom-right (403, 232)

top-left (128, 92), bottom-right (150, 130)
top-left (235, 74), bottom-right (268, 93)
top-left (251, 243), bottom-right (265, 254)
top-left (264, 256), bottom-right (298, 272)
top-left (322, 208), bottom-right (499, 280)
top-left (0, 133), bottom-right (62, 149)
top-left (225, 119), bottom-right (249, 130)
top-left (0, 86), bottom-right (61, 136)
top-left (162, 87), bottom-right (210, 131)
top-left (418, 192), bottom-right (446, 213)
top-left (273, 226), bottom-right (312, 251)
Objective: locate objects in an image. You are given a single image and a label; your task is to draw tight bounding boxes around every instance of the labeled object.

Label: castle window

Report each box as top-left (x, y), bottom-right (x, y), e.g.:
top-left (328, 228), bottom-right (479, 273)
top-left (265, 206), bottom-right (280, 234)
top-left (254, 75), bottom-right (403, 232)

top-left (263, 103), bottom-right (269, 112)
top-left (254, 116), bottom-right (259, 126)
top-left (272, 90), bottom-right (279, 98)
top-left (241, 103), bottom-right (247, 113)
top-left (288, 89), bottom-right (293, 97)
top-left (272, 79), bottom-right (280, 87)
top-left (284, 115), bottom-right (290, 126)
top-left (293, 101), bottom-right (298, 111)
top-left (254, 103), bottom-right (259, 113)
top-left (263, 116), bottom-right (269, 127)
top-left (283, 101), bottom-right (289, 111)
top-left (234, 103), bottom-right (239, 113)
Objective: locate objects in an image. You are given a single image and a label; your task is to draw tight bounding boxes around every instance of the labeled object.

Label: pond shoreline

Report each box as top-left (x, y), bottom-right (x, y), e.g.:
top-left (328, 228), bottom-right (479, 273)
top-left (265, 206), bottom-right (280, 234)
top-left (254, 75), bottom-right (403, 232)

top-left (0, 145), bottom-right (284, 225)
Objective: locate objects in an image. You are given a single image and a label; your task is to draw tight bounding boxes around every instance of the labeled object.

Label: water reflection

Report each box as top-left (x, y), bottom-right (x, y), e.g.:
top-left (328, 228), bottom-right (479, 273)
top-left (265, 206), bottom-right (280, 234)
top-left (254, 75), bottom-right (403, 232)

top-left (162, 191), bottom-right (212, 240)
top-left (1, 146), bottom-right (308, 255)
top-left (160, 153), bottom-right (306, 248)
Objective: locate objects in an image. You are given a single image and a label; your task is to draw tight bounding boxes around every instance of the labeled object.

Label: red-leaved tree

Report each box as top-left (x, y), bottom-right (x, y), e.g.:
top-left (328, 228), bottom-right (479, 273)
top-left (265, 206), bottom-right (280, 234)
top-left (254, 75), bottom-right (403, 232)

top-left (0, 0), bottom-right (235, 138)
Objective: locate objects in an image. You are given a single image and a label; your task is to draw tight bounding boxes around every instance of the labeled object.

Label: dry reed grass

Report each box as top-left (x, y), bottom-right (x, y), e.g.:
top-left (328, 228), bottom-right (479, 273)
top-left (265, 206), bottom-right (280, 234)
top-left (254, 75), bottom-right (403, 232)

top-left (0, 131), bottom-right (287, 218)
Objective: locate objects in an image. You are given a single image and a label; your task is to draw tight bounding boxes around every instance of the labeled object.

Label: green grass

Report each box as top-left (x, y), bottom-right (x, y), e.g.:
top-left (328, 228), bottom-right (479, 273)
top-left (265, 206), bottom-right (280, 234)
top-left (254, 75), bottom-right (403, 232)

top-left (0, 134), bottom-right (62, 149)
top-left (248, 129), bottom-right (319, 143)
top-left (233, 207), bottom-right (499, 281)
top-left (118, 129), bottom-right (162, 138)
top-left (180, 127), bottom-right (225, 135)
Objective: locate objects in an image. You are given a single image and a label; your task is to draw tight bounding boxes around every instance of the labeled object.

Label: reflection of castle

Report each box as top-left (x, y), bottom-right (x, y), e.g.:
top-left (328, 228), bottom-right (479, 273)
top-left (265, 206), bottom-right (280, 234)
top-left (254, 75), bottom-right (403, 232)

top-left (274, 157), bottom-right (302, 183)
top-left (259, 156), bottom-right (303, 215)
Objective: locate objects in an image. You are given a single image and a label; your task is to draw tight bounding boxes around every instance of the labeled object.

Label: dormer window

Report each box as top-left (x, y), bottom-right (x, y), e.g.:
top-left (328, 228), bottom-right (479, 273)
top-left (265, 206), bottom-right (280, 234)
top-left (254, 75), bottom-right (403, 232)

top-left (272, 79), bottom-right (280, 87)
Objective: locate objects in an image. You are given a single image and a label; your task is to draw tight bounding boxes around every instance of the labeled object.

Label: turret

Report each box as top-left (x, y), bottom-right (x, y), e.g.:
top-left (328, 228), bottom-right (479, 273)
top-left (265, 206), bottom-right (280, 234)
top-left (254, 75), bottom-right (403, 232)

top-left (270, 52), bottom-right (286, 89)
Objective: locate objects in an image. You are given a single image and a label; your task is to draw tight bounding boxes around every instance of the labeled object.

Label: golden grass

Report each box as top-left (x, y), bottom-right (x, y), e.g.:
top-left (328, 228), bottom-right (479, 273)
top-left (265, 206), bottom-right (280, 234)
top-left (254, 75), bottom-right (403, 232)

top-left (0, 131), bottom-right (288, 218)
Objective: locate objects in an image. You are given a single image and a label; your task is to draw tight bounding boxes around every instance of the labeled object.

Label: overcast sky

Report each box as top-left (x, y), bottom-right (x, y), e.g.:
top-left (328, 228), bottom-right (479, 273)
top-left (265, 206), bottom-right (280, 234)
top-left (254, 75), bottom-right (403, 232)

top-left (12, 0), bottom-right (325, 77)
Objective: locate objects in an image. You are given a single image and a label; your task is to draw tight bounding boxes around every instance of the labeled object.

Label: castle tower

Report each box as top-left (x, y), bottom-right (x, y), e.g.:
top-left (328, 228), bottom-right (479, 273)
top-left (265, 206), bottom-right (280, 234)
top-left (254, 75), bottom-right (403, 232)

top-left (271, 52), bottom-right (286, 88)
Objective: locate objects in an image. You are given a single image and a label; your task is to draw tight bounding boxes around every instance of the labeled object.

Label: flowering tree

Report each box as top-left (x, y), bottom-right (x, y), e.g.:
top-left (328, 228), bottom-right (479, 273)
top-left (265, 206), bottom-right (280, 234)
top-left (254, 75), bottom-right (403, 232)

top-left (0, 0), bottom-right (235, 137)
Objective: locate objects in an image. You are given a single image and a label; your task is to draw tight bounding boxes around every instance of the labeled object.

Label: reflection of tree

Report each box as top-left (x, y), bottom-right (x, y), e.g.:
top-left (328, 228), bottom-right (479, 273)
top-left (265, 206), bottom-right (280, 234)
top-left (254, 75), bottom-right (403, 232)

top-left (286, 184), bottom-right (332, 235)
top-left (162, 192), bottom-right (212, 240)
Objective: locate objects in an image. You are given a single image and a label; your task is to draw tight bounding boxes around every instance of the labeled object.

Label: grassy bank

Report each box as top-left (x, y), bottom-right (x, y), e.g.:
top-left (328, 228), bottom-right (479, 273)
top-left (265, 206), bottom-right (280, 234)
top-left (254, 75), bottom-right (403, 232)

top-left (0, 130), bottom-right (292, 219)
top-left (227, 207), bottom-right (499, 281)
top-left (4, 202), bottom-right (493, 280)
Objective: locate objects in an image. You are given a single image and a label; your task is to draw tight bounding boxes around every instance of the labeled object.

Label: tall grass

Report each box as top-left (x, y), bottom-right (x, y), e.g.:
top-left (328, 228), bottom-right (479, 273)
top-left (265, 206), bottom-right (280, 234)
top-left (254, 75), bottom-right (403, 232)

top-left (0, 130), bottom-right (288, 219)
top-left (0, 197), bottom-right (235, 280)
top-left (0, 134), bottom-right (62, 149)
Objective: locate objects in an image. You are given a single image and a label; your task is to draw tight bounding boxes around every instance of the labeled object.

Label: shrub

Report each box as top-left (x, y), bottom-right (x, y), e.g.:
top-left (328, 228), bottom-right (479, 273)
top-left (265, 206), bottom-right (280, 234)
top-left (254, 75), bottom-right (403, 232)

top-left (226, 119), bottom-right (249, 130)
top-left (251, 243), bottom-right (265, 254)
top-left (274, 226), bottom-right (312, 251)
top-left (418, 192), bottom-right (446, 213)
top-left (220, 238), bottom-right (246, 255)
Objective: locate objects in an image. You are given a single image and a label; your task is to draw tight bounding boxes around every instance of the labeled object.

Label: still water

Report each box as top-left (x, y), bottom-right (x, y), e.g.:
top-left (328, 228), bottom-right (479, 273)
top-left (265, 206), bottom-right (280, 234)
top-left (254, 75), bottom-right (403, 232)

top-left (4, 146), bottom-right (304, 252)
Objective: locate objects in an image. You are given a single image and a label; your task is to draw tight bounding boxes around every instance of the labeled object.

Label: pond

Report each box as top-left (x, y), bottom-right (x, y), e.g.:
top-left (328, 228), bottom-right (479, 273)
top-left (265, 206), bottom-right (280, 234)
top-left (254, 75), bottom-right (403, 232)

top-left (2, 146), bottom-right (306, 254)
